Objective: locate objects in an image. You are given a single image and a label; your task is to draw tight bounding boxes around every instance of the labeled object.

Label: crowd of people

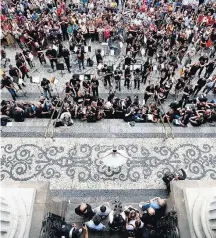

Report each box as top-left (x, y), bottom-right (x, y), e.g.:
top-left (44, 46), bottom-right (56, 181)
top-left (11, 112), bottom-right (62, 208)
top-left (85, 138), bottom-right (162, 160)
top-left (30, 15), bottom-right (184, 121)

top-left (1, 0), bottom-right (216, 127)
top-left (60, 169), bottom-right (186, 238)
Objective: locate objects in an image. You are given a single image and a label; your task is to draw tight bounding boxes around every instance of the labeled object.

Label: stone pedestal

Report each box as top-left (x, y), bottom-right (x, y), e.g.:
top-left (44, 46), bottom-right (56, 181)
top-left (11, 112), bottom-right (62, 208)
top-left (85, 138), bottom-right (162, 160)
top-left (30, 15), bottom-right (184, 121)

top-left (168, 180), bottom-right (216, 238)
top-left (0, 181), bottom-right (67, 238)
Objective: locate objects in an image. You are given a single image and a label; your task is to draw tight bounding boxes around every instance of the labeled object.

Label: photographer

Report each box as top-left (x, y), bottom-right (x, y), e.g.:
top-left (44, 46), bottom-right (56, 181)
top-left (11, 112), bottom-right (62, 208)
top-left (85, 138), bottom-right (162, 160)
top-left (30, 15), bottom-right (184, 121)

top-left (41, 78), bottom-right (52, 99)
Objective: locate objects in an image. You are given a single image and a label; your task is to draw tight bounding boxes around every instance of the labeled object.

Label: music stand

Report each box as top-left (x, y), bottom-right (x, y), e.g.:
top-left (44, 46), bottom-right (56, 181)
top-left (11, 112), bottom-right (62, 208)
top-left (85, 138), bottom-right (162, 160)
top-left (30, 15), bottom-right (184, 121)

top-left (56, 62), bottom-right (65, 77)
top-left (31, 76), bottom-right (43, 95)
top-left (133, 64), bottom-right (142, 71)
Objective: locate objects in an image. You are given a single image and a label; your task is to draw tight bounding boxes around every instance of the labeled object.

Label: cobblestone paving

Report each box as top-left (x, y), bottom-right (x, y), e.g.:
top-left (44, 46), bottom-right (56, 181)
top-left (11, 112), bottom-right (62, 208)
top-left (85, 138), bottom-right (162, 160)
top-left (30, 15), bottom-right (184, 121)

top-left (1, 138), bottom-right (216, 190)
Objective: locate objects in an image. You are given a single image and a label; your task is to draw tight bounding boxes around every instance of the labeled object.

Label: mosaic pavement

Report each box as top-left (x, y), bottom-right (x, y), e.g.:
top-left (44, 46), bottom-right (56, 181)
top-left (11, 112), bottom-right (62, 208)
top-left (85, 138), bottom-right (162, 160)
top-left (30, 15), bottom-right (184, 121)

top-left (1, 138), bottom-right (216, 190)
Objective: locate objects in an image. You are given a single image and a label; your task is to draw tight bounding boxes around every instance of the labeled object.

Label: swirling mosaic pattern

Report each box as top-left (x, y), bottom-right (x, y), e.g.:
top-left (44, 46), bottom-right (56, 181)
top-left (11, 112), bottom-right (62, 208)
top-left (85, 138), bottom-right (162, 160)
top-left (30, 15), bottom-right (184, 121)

top-left (1, 143), bottom-right (216, 184)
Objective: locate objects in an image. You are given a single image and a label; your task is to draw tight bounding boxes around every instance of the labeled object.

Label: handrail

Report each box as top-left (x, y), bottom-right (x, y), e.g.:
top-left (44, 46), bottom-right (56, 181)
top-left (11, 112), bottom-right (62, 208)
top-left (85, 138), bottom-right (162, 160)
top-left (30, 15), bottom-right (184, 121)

top-left (155, 95), bottom-right (175, 139)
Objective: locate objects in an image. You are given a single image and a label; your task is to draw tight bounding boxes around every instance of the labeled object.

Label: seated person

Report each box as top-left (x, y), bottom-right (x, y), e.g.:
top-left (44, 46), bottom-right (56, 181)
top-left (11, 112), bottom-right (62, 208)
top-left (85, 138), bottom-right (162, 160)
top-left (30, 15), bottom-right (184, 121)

top-left (94, 202), bottom-right (111, 219)
top-left (60, 110), bottom-right (73, 126)
top-left (75, 203), bottom-right (95, 219)
top-left (85, 214), bottom-right (106, 231)
top-left (126, 219), bottom-right (144, 231)
top-left (139, 197), bottom-right (166, 211)
top-left (61, 222), bottom-right (82, 238)
top-left (108, 211), bottom-right (125, 231)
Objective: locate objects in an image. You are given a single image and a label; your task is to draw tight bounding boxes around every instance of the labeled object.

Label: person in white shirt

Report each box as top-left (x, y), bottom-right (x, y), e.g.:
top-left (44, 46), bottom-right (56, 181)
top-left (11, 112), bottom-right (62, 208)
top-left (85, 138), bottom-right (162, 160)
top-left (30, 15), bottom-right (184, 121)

top-left (94, 202), bottom-right (111, 218)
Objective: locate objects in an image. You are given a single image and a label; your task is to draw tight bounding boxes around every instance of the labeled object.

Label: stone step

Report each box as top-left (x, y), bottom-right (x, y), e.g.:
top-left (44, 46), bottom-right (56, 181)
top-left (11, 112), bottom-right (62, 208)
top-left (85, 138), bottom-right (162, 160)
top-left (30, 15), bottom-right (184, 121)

top-left (1, 119), bottom-right (216, 138)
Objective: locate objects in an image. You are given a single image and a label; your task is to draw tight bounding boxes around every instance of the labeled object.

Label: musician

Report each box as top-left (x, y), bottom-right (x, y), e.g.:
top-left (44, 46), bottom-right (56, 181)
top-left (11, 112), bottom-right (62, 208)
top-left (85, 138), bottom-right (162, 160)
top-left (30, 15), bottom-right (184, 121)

top-left (41, 78), bottom-right (51, 99)
top-left (62, 47), bottom-right (71, 73)
top-left (142, 61), bottom-right (151, 84)
top-left (16, 58), bottom-right (31, 81)
top-left (83, 76), bottom-right (91, 93)
top-left (101, 64), bottom-right (111, 87)
top-left (23, 50), bottom-right (33, 68)
top-left (91, 76), bottom-right (99, 97)
top-left (1, 74), bottom-right (18, 101)
top-left (134, 68), bottom-right (141, 90)
top-left (65, 82), bottom-right (75, 98)
top-left (124, 65), bottom-right (131, 89)
top-left (96, 49), bottom-right (103, 65)
top-left (46, 46), bottom-right (58, 72)
top-left (114, 69), bottom-right (122, 91)
top-left (144, 84), bottom-right (155, 104)
top-left (124, 53), bottom-right (132, 66)
top-left (9, 64), bottom-right (26, 88)
top-left (76, 46), bottom-right (85, 70)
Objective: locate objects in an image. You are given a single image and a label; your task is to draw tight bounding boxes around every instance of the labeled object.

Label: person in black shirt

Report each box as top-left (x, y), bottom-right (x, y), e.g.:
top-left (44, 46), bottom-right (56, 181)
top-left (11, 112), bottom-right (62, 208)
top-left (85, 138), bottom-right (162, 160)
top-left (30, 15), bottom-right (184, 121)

top-left (134, 68), bottom-right (141, 90)
top-left (198, 54), bottom-right (209, 77)
top-left (124, 65), bottom-right (131, 89)
top-left (193, 78), bottom-right (206, 96)
top-left (76, 46), bottom-right (85, 70)
top-left (181, 85), bottom-right (193, 107)
top-left (62, 47), bottom-right (71, 73)
top-left (114, 69), bottom-right (122, 91)
top-left (91, 76), bottom-right (99, 97)
top-left (188, 63), bottom-right (200, 78)
top-left (95, 49), bottom-right (103, 65)
top-left (1, 74), bottom-right (18, 100)
top-left (9, 65), bottom-right (26, 88)
top-left (204, 61), bottom-right (215, 79)
top-left (65, 82), bottom-right (75, 97)
top-left (102, 64), bottom-right (112, 87)
top-left (144, 84), bottom-right (155, 104)
top-left (46, 46), bottom-right (58, 71)
top-left (142, 61), bottom-right (151, 84)
top-left (41, 78), bottom-right (51, 99)
top-left (160, 66), bottom-right (170, 85)
top-left (16, 58), bottom-right (31, 81)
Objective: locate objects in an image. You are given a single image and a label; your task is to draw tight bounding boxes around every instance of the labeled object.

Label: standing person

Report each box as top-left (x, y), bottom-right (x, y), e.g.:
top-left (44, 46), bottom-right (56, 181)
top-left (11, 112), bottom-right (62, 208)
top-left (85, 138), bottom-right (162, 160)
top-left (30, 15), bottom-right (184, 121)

top-left (193, 78), bottom-right (206, 96)
top-left (62, 47), bottom-right (71, 73)
top-left (1, 74), bottom-right (18, 100)
top-left (181, 85), bottom-right (193, 107)
top-left (124, 65), bottom-right (131, 89)
top-left (198, 54), bottom-right (209, 77)
top-left (91, 76), bottom-right (99, 97)
top-left (41, 78), bottom-right (51, 99)
top-left (204, 61), bottom-right (215, 79)
top-left (202, 75), bottom-right (216, 94)
top-left (76, 46), bottom-right (85, 70)
top-left (102, 64), bottom-right (112, 87)
top-left (9, 65), bottom-right (26, 87)
top-left (134, 68), bottom-right (141, 90)
top-left (23, 50), bottom-right (34, 68)
top-left (114, 69), bottom-right (122, 91)
top-left (95, 49), bottom-right (103, 65)
top-left (144, 84), bottom-right (155, 105)
top-left (16, 58), bottom-right (31, 81)
top-left (46, 46), bottom-right (58, 72)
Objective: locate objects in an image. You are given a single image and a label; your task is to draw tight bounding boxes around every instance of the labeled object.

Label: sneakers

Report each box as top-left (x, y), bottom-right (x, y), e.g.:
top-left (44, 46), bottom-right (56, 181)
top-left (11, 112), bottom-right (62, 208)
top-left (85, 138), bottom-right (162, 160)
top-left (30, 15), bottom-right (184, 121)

top-left (139, 203), bottom-right (143, 209)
